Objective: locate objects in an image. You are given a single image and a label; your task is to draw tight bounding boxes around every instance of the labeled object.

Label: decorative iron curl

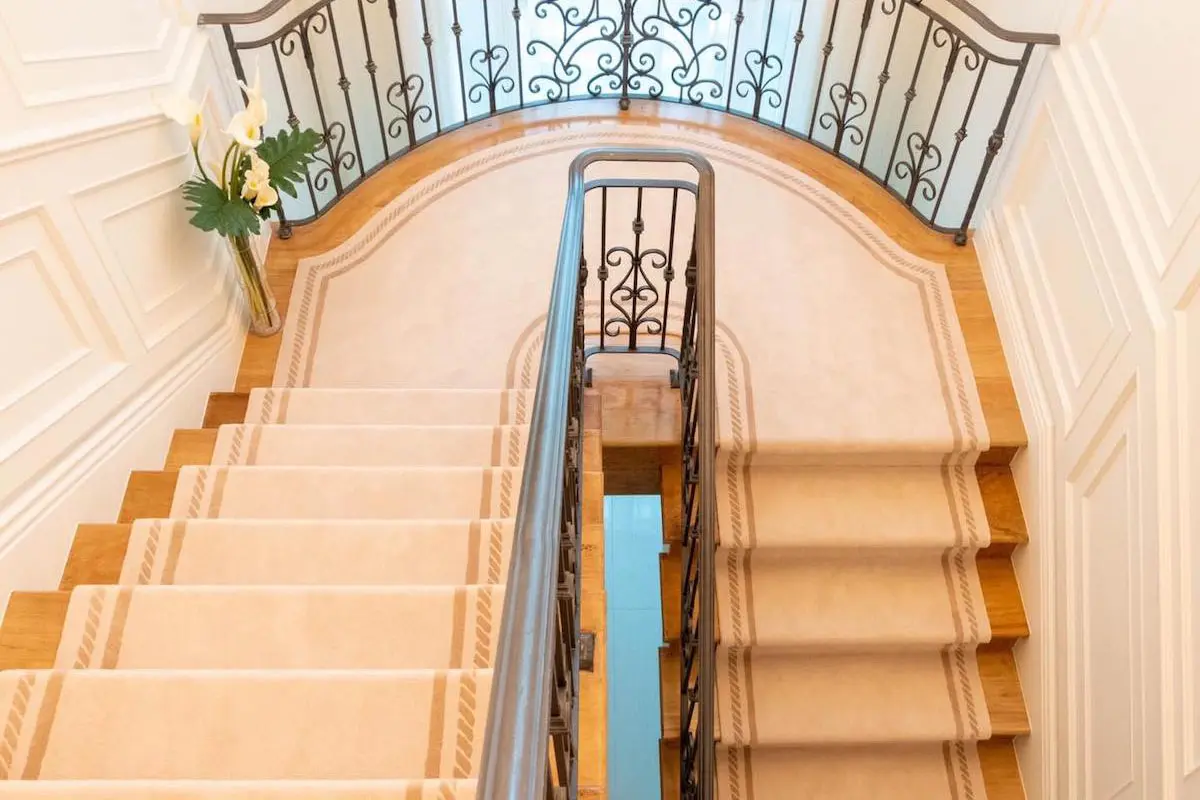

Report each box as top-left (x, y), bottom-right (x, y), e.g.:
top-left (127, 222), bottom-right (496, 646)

top-left (734, 49), bottom-right (784, 110)
top-left (468, 45), bottom-right (517, 104)
top-left (385, 74), bottom-right (434, 140)
top-left (894, 131), bottom-right (944, 202)
top-left (931, 24), bottom-right (983, 74)
top-left (602, 245), bottom-right (668, 340)
top-left (526, 0), bottom-right (622, 103)
top-left (819, 83), bottom-right (869, 145)
top-left (311, 122), bottom-right (356, 191)
top-left (630, 2), bottom-right (727, 105)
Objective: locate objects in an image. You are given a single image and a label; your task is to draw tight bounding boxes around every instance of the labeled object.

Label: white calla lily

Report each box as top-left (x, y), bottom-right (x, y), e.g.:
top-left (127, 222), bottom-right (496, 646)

top-left (225, 110), bottom-right (263, 149)
top-left (238, 64), bottom-right (269, 128)
top-left (252, 182), bottom-right (279, 210)
top-left (160, 93), bottom-right (203, 146)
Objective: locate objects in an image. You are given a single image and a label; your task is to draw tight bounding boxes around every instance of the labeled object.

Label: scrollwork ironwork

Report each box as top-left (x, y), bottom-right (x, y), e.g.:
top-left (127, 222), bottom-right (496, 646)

top-left (526, 0), bottom-right (623, 102)
top-left (819, 82), bottom-right (868, 146)
top-left (894, 131), bottom-right (943, 203)
top-left (311, 122), bottom-right (356, 192)
top-left (385, 74), bottom-right (434, 141)
top-left (628, 0), bottom-right (727, 105)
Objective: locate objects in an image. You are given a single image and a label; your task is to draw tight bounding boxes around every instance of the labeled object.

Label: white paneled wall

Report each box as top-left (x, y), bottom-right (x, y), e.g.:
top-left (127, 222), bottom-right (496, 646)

top-left (977, 0), bottom-right (1199, 797)
top-left (0, 0), bottom-right (249, 610)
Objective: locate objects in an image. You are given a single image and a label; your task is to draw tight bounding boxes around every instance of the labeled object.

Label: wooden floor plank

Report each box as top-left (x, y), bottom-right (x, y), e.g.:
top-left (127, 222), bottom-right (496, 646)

top-left (0, 592), bottom-right (70, 670)
top-left (117, 471), bottom-right (179, 524)
top-left (59, 524), bottom-right (132, 590)
top-left (165, 429), bottom-right (218, 470)
top-left (203, 392), bottom-right (249, 428)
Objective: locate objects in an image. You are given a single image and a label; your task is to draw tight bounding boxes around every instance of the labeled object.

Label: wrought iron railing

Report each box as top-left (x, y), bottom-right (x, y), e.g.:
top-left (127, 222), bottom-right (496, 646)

top-left (198, 0), bottom-right (1057, 244)
top-left (476, 148), bottom-right (715, 800)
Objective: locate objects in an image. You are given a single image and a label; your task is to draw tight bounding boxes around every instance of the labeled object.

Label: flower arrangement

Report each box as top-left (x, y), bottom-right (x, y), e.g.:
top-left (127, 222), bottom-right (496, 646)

top-left (162, 69), bottom-right (322, 335)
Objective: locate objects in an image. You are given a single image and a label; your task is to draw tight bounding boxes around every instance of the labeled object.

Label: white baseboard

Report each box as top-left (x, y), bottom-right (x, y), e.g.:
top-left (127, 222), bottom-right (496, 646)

top-left (0, 303), bottom-right (244, 616)
top-left (975, 209), bottom-right (1060, 800)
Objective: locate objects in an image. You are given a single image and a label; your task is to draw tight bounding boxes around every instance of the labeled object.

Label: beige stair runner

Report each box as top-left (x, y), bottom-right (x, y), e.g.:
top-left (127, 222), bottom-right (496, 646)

top-left (0, 390), bottom-right (523, 798)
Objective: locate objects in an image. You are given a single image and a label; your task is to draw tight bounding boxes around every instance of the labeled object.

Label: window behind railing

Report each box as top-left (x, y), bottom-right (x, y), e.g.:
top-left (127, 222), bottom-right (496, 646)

top-left (199, 0), bottom-right (1057, 243)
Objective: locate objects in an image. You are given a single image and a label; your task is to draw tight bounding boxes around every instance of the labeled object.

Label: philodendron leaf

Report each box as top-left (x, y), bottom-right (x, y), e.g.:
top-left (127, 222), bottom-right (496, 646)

top-left (257, 127), bottom-right (323, 199)
top-left (182, 178), bottom-right (262, 237)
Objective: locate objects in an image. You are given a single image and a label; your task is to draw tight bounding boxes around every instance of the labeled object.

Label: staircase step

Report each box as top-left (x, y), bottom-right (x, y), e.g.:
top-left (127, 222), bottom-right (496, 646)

top-left (658, 648), bottom-right (1028, 742)
top-left (109, 519), bottom-right (512, 587)
top-left (713, 549), bottom-right (992, 649)
top-left (169, 466), bottom-right (522, 520)
top-left (245, 389), bottom-right (535, 427)
top-left (54, 586), bottom-right (504, 670)
top-left (0, 780), bottom-right (477, 798)
top-left (661, 462), bottom-right (1028, 555)
top-left (658, 738), bottom-right (1023, 800)
top-left (204, 424), bottom-right (529, 468)
top-left (659, 547), bottom-right (1027, 648)
top-left (716, 463), bottom-right (990, 550)
top-left (0, 669), bottom-right (490, 780)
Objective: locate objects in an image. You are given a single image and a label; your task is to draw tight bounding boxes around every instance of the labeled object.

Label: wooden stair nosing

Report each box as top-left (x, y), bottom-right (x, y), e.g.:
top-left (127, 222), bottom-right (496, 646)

top-left (657, 646), bottom-right (1029, 743)
top-left (656, 736), bottom-right (1024, 800)
top-left (203, 391), bottom-right (250, 428)
top-left (166, 429), bottom-right (219, 470)
top-left (657, 546), bottom-right (1028, 647)
top-left (60, 524), bottom-right (133, 590)
top-left (118, 470), bottom-right (180, 524)
top-left (0, 591), bottom-right (69, 670)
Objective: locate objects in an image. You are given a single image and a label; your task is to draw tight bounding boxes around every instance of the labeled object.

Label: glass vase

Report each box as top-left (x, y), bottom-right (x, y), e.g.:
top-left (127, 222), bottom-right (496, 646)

top-left (227, 233), bottom-right (281, 337)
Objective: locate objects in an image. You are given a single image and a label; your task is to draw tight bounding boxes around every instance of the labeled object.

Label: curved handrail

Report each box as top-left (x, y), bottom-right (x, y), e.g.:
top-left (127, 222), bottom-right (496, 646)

top-left (922, 0), bottom-right (1061, 45)
top-left (477, 147), bottom-right (716, 799)
top-left (196, 0), bottom-right (292, 26)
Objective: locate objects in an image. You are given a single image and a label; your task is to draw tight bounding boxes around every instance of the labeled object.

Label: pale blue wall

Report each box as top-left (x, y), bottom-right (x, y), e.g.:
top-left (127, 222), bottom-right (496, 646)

top-left (605, 495), bottom-right (665, 799)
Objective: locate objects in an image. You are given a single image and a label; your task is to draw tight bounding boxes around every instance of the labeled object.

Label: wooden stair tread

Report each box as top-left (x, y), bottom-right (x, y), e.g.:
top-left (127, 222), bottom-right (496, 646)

top-left (166, 429), bottom-right (219, 470)
top-left (0, 592), bottom-right (69, 670)
top-left (657, 647), bottom-right (1028, 741)
top-left (659, 463), bottom-right (1028, 554)
top-left (657, 737), bottom-right (1023, 800)
top-left (203, 392), bottom-right (250, 428)
top-left (118, 471), bottom-right (179, 523)
top-left (60, 524), bottom-right (133, 590)
top-left (658, 547), bottom-right (1027, 646)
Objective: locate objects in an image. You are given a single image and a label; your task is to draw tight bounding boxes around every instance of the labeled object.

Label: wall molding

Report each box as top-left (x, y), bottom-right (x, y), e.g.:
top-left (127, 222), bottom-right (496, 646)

top-left (976, 207), bottom-right (1060, 799)
top-left (0, 296), bottom-right (241, 554)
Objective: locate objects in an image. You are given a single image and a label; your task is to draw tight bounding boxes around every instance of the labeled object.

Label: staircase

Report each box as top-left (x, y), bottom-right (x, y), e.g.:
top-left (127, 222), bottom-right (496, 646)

top-left (656, 448), bottom-right (1030, 797)
top-left (0, 387), bottom-right (574, 797)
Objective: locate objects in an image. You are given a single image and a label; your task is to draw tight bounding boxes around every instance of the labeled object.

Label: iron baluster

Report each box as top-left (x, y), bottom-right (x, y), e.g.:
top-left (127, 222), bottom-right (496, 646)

top-left (957, 41), bottom-right (1035, 245)
top-left (808, 0), bottom-right (843, 138)
top-left (325, 10), bottom-right (364, 180)
top-left (269, 39), bottom-right (318, 221)
top-left (661, 187), bottom-right (679, 351)
top-left (779, 0), bottom-right (811, 130)
top-left (291, 10), bottom-right (346, 196)
top-left (724, 1), bottom-right (744, 112)
top-left (933, 59), bottom-right (989, 224)
top-left (884, 15), bottom-right (935, 186)
top-left (599, 186), bottom-right (608, 351)
top-left (860, 0), bottom-right (906, 169)
top-left (418, 0), bottom-right (442, 133)
top-left (827, 0), bottom-right (876, 154)
top-left (513, 1), bottom-right (525, 108)
top-left (450, 0), bottom-right (469, 121)
top-left (353, 0), bottom-right (389, 160)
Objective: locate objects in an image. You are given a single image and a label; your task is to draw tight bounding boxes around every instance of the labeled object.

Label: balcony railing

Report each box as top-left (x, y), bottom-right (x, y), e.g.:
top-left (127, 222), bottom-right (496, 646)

top-left (199, 0), bottom-right (1058, 244)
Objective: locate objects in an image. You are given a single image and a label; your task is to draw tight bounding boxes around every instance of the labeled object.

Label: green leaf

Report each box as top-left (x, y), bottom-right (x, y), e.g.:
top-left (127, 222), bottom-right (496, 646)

top-left (182, 178), bottom-right (261, 238)
top-left (258, 127), bottom-right (323, 199)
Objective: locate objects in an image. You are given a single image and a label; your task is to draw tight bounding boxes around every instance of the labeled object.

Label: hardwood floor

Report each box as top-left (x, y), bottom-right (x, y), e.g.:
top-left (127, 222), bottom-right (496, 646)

top-left (2, 101), bottom-right (1029, 800)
